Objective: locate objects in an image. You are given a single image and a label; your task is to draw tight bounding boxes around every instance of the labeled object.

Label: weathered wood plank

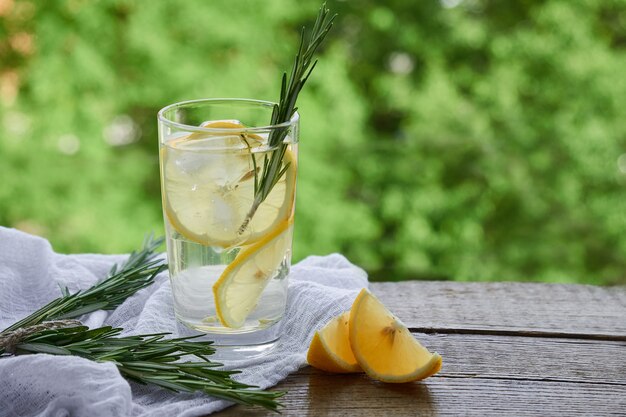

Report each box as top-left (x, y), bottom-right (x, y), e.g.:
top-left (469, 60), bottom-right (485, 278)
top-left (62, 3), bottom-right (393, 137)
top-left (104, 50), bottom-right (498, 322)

top-left (371, 282), bottom-right (626, 338)
top-left (217, 282), bottom-right (626, 416)
top-left (220, 370), bottom-right (626, 416)
top-left (417, 333), bottom-right (626, 385)
top-left (218, 333), bottom-right (626, 416)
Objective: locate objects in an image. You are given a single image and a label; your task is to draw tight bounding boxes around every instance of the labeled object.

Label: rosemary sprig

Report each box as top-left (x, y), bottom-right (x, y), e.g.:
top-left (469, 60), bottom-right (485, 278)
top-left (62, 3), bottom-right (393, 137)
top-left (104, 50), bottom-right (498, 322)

top-left (2, 234), bottom-right (166, 333)
top-left (239, 4), bottom-right (335, 233)
top-left (0, 234), bottom-right (284, 411)
top-left (10, 325), bottom-right (284, 411)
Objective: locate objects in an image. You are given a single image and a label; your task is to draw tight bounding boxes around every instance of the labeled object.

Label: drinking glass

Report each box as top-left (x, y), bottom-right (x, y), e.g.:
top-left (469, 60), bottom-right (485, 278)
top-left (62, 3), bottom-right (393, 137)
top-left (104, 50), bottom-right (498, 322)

top-left (158, 98), bottom-right (298, 357)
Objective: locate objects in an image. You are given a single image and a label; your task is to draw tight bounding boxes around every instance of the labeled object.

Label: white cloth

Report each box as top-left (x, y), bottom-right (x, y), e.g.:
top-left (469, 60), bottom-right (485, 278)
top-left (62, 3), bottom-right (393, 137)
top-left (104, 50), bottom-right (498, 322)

top-left (0, 227), bottom-right (368, 416)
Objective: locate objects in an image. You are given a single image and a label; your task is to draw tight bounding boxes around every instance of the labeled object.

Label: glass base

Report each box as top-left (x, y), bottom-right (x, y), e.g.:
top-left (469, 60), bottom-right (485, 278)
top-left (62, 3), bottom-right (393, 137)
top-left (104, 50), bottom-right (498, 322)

top-left (175, 318), bottom-right (283, 361)
top-left (210, 338), bottom-right (279, 361)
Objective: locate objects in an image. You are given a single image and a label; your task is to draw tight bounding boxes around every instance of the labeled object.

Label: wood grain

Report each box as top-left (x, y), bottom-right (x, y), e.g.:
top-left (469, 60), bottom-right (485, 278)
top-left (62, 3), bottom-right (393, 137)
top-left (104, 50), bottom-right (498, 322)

top-left (219, 333), bottom-right (626, 416)
top-left (371, 281), bottom-right (626, 338)
top-left (410, 333), bottom-right (626, 385)
top-left (220, 370), bottom-right (626, 416)
top-left (216, 282), bottom-right (626, 416)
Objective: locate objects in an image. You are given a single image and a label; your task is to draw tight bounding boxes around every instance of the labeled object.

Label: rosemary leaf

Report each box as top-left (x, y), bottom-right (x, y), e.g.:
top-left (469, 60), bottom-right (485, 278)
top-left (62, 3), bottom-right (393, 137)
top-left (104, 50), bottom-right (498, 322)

top-left (239, 3), bottom-right (335, 229)
top-left (2, 234), bottom-right (166, 333)
top-left (10, 325), bottom-right (284, 411)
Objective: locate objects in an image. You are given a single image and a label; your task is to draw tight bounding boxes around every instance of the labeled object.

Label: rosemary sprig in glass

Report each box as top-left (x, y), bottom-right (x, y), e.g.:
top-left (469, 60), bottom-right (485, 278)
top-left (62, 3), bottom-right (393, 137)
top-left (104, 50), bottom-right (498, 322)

top-left (239, 4), bottom-right (335, 233)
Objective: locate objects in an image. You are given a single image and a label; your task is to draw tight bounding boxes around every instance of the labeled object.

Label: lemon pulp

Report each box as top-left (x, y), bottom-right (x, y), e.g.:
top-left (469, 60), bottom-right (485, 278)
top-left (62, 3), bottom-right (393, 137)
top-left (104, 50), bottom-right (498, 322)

top-left (213, 219), bottom-right (293, 328)
top-left (161, 120), bottom-right (297, 330)
top-left (162, 120), bottom-right (296, 248)
top-left (307, 311), bottom-right (361, 373)
top-left (349, 288), bottom-right (442, 383)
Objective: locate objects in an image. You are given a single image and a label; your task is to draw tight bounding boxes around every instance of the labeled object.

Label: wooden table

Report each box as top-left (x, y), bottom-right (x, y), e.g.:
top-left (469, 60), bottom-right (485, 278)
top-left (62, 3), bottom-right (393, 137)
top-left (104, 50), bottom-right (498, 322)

top-left (219, 281), bottom-right (626, 416)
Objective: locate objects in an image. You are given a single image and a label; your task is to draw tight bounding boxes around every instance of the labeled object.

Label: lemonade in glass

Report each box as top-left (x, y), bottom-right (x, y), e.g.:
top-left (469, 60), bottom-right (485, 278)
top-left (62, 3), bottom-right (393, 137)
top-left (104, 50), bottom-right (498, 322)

top-left (158, 99), bottom-right (298, 355)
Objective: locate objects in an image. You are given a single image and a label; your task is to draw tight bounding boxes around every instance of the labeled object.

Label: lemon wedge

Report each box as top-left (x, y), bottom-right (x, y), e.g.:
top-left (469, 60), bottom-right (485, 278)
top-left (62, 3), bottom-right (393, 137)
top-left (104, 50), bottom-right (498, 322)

top-left (348, 288), bottom-right (442, 383)
top-left (162, 120), bottom-right (296, 248)
top-left (307, 311), bottom-right (361, 373)
top-left (213, 219), bottom-right (293, 328)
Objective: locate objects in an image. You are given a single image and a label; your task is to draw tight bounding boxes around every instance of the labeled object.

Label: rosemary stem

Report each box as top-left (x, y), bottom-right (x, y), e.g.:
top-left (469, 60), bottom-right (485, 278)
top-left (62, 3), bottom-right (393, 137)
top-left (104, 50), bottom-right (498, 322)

top-left (237, 4), bottom-right (334, 232)
top-left (238, 200), bottom-right (261, 235)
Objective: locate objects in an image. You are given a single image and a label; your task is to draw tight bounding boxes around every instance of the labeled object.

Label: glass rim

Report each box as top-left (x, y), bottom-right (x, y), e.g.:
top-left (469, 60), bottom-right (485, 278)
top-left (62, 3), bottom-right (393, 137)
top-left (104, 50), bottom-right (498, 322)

top-left (157, 98), bottom-right (300, 133)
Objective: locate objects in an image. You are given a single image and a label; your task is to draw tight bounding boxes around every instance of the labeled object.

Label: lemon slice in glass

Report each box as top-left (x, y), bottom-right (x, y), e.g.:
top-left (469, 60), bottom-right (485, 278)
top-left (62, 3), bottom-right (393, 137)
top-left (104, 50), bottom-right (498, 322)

top-left (162, 120), bottom-right (296, 248)
top-left (213, 219), bottom-right (293, 328)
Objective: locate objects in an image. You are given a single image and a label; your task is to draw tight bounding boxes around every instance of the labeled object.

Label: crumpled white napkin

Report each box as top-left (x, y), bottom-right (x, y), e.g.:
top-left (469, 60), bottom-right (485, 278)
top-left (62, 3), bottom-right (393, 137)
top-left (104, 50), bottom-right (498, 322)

top-left (0, 227), bottom-right (368, 416)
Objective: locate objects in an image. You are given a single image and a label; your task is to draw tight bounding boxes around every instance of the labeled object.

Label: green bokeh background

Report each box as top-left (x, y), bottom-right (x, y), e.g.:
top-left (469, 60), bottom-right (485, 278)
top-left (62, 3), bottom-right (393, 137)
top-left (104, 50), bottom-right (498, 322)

top-left (1, 0), bottom-right (625, 285)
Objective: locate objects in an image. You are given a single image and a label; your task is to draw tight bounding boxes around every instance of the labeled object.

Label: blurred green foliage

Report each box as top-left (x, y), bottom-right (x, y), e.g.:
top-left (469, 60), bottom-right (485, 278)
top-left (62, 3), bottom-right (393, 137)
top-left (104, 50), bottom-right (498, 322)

top-left (1, 0), bottom-right (625, 285)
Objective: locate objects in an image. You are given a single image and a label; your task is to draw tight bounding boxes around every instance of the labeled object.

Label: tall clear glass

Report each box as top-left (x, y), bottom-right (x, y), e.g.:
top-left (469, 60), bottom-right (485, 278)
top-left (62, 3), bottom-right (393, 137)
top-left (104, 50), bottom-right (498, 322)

top-left (157, 99), bottom-right (298, 357)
